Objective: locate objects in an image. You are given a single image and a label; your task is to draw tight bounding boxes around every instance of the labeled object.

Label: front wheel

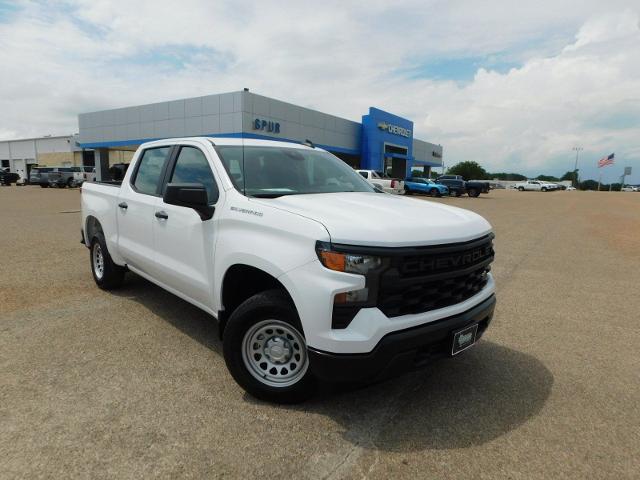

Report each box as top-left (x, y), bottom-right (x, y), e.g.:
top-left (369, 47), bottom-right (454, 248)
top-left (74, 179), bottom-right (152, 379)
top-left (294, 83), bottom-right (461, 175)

top-left (223, 290), bottom-right (316, 403)
top-left (468, 188), bottom-right (479, 197)
top-left (518, 187), bottom-right (524, 191)
top-left (429, 188), bottom-right (439, 197)
top-left (541, 187), bottom-right (547, 192)
top-left (40, 184), bottom-right (48, 188)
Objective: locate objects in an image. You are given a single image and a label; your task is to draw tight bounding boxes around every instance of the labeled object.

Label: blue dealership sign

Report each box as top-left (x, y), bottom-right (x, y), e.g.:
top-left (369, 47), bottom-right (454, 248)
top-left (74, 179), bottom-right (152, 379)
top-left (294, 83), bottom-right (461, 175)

top-left (361, 107), bottom-right (414, 172)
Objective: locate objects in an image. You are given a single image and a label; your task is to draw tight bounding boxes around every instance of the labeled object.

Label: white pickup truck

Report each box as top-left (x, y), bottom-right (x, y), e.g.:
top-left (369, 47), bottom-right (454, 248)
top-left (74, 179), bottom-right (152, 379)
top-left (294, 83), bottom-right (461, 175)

top-left (355, 169), bottom-right (405, 194)
top-left (81, 137), bottom-right (496, 403)
top-left (514, 180), bottom-right (558, 191)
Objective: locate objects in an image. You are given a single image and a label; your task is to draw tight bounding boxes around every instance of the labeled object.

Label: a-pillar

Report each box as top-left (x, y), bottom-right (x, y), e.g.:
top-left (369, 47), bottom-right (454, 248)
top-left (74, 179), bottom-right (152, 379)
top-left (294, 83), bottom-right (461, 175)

top-left (95, 148), bottom-right (111, 182)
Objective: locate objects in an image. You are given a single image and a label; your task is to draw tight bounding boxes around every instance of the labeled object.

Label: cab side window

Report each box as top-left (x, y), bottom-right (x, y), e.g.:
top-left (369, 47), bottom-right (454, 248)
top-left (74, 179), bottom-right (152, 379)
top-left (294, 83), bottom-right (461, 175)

top-left (132, 147), bottom-right (171, 195)
top-left (170, 146), bottom-right (219, 204)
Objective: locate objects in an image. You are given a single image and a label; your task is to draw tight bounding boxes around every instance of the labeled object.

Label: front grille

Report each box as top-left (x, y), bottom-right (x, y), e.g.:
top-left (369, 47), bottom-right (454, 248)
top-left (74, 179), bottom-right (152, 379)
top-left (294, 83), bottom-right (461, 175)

top-left (377, 235), bottom-right (494, 317)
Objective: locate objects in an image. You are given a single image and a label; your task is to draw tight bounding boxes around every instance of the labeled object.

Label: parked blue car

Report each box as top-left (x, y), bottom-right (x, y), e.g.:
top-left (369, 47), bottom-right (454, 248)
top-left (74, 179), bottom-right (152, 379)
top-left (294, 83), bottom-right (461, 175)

top-left (404, 177), bottom-right (449, 197)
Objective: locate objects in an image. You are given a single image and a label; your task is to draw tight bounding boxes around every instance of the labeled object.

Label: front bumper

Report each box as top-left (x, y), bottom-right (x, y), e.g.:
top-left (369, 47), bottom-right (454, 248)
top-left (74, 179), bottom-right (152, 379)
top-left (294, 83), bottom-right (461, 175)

top-left (308, 294), bottom-right (495, 383)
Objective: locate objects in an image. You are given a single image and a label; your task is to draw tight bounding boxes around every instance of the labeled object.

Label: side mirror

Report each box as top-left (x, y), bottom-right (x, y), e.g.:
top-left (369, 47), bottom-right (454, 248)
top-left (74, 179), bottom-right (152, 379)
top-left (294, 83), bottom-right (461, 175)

top-left (163, 183), bottom-right (215, 221)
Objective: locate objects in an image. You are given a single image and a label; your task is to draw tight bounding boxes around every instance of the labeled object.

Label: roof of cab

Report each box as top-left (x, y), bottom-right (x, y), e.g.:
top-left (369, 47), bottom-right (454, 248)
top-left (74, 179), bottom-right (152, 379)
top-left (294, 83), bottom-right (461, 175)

top-left (138, 136), bottom-right (319, 151)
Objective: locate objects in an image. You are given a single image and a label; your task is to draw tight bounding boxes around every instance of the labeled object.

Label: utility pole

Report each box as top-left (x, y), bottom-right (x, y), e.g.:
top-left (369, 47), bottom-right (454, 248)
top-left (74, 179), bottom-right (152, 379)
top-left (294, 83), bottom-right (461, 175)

top-left (572, 146), bottom-right (583, 189)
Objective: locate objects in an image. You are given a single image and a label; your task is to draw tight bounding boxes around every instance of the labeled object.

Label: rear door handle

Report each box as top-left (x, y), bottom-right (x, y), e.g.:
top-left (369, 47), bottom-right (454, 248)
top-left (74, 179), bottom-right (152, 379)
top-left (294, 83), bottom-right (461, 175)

top-left (118, 202), bottom-right (128, 209)
top-left (155, 211), bottom-right (169, 220)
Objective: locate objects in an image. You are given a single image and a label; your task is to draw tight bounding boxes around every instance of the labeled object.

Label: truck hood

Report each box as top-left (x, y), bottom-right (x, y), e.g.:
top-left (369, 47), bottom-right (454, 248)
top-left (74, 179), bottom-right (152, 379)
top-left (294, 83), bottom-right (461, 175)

top-left (255, 192), bottom-right (492, 247)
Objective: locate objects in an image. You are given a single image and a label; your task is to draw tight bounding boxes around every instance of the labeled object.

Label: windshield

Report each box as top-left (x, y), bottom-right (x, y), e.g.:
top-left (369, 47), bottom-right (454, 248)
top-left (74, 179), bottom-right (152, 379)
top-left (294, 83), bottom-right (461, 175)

top-left (215, 146), bottom-right (375, 197)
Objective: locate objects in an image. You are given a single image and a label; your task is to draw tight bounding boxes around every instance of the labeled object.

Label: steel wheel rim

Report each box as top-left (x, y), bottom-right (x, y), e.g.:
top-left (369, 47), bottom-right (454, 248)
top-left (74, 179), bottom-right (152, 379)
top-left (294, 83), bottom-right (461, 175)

top-left (92, 243), bottom-right (104, 280)
top-left (242, 319), bottom-right (309, 388)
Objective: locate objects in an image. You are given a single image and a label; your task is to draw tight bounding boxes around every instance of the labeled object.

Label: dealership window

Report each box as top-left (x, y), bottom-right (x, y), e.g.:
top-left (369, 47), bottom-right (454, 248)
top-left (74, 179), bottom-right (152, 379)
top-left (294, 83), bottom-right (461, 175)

top-left (1, 160), bottom-right (9, 168)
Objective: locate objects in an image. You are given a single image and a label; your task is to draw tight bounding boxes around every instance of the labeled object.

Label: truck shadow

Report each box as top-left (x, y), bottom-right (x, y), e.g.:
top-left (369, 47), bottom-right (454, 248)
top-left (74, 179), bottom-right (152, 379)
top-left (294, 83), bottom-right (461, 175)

top-left (113, 274), bottom-right (553, 452)
top-left (277, 341), bottom-right (554, 452)
top-left (111, 274), bottom-right (222, 351)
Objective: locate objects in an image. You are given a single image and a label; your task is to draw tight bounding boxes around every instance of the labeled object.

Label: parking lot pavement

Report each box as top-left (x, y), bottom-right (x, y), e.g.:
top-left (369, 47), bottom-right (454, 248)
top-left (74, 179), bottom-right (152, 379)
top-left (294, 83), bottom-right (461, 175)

top-left (1, 186), bottom-right (639, 479)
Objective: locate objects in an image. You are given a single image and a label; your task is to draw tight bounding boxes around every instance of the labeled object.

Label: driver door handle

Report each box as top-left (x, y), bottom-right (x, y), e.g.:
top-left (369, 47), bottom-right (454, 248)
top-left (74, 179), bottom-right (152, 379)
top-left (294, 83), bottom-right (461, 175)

top-left (118, 202), bottom-right (128, 209)
top-left (155, 211), bottom-right (169, 220)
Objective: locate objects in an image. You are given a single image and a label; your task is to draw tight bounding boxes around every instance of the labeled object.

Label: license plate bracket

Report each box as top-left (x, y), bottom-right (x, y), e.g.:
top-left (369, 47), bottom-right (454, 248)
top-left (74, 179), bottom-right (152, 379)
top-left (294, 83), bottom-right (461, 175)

top-left (451, 323), bottom-right (479, 355)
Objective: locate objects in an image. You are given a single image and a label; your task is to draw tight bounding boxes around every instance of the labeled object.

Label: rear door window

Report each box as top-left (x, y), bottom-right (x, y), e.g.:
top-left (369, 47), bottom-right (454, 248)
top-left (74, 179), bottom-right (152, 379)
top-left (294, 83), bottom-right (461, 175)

top-left (132, 147), bottom-right (171, 195)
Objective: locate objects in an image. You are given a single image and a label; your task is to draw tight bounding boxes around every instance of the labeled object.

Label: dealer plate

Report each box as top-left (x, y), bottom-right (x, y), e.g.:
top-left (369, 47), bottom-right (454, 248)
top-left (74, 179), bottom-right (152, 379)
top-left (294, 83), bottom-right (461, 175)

top-left (452, 323), bottom-right (479, 355)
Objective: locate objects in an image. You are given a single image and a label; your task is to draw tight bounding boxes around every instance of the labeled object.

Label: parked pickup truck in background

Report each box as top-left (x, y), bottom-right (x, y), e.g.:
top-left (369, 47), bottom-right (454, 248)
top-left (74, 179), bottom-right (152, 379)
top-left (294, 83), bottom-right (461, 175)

top-left (47, 168), bottom-right (86, 188)
top-left (436, 177), bottom-right (490, 197)
top-left (356, 169), bottom-right (405, 194)
top-left (514, 180), bottom-right (558, 191)
top-left (81, 137), bottom-right (496, 403)
top-left (30, 166), bottom-right (91, 188)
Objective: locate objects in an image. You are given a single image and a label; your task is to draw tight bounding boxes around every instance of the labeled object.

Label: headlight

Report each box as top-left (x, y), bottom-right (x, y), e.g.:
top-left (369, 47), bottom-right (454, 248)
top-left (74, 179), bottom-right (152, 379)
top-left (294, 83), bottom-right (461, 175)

top-left (315, 243), bottom-right (382, 275)
top-left (316, 242), bottom-right (383, 305)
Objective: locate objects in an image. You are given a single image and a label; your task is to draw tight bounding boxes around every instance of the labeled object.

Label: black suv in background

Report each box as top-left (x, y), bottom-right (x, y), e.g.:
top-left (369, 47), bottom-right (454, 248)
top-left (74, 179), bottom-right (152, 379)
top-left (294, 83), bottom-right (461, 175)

top-left (1, 168), bottom-right (20, 186)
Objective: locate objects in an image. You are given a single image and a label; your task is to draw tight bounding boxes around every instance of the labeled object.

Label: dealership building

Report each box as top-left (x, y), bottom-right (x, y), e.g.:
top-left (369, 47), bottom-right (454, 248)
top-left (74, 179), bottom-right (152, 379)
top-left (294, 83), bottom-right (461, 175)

top-left (77, 90), bottom-right (443, 179)
top-left (0, 135), bottom-right (83, 179)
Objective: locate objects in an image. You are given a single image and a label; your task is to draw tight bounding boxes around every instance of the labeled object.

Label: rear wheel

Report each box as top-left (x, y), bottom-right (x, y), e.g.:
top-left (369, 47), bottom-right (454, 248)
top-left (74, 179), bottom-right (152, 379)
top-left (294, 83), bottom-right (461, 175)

top-left (454, 190), bottom-right (462, 197)
top-left (468, 188), bottom-right (479, 197)
top-left (67, 178), bottom-right (75, 188)
top-left (90, 233), bottom-right (125, 289)
top-left (429, 188), bottom-right (439, 197)
top-left (404, 186), bottom-right (412, 195)
top-left (40, 184), bottom-right (48, 188)
top-left (223, 290), bottom-right (316, 403)
top-left (541, 187), bottom-right (547, 192)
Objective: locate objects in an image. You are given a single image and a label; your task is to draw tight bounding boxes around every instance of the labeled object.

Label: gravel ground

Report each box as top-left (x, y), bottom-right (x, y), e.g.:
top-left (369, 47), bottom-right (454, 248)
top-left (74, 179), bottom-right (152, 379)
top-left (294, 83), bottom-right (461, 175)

top-left (1, 186), bottom-right (639, 479)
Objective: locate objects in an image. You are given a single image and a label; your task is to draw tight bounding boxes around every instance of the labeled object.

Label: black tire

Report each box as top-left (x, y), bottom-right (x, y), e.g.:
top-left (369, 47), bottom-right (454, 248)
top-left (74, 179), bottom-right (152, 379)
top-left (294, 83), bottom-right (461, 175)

top-left (429, 188), bottom-right (439, 197)
top-left (67, 178), bottom-right (75, 188)
top-left (40, 184), bottom-right (48, 188)
top-left (404, 187), bottom-right (412, 195)
top-left (541, 187), bottom-right (547, 192)
top-left (90, 233), bottom-right (125, 290)
top-left (468, 188), bottom-right (478, 197)
top-left (454, 190), bottom-right (462, 197)
top-left (518, 187), bottom-right (524, 191)
top-left (223, 290), bottom-right (316, 403)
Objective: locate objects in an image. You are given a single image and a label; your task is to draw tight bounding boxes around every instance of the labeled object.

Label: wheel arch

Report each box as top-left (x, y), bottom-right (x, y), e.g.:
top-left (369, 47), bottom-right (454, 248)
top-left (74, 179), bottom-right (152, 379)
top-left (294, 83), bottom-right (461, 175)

top-left (85, 215), bottom-right (103, 245)
top-left (218, 264), bottom-right (296, 338)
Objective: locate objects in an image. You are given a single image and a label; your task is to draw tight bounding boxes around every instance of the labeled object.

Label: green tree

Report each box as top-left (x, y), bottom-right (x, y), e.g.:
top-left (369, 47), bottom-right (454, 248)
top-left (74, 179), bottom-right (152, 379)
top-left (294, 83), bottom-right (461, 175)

top-left (560, 171), bottom-right (575, 181)
top-left (447, 161), bottom-right (488, 180)
top-left (488, 172), bottom-right (527, 181)
top-left (580, 179), bottom-right (599, 190)
top-left (536, 174), bottom-right (560, 182)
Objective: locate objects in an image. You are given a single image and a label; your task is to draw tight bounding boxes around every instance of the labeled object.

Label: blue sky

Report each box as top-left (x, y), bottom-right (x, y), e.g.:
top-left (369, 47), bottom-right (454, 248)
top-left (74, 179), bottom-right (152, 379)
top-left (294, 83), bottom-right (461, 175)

top-left (0, 0), bottom-right (639, 183)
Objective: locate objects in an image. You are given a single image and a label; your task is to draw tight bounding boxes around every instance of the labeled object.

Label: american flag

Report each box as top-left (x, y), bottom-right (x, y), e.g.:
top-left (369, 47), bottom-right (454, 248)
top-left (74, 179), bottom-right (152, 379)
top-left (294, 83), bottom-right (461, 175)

top-left (598, 153), bottom-right (615, 168)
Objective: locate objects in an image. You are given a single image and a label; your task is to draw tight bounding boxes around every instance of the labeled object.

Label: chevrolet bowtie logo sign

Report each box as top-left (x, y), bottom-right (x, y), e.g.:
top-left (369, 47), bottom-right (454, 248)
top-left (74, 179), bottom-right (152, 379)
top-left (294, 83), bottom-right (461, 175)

top-left (377, 121), bottom-right (411, 138)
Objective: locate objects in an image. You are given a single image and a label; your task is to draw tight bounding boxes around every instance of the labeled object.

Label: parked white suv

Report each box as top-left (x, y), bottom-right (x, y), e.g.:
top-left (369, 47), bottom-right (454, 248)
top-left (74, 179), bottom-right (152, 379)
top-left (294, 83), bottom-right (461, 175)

top-left (81, 138), bottom-right (496, 402)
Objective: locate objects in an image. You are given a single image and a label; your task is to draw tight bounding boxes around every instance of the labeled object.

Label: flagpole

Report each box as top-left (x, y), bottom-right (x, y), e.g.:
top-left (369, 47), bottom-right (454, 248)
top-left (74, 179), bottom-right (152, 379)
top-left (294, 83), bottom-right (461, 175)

top-left (597, 171), bottom-right (601, 191)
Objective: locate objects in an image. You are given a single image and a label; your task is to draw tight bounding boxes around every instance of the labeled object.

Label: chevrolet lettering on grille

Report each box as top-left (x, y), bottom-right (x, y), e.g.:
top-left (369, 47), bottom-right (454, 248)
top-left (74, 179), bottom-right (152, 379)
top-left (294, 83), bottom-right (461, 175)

top-left (401, 244), bottom-right (493, 275)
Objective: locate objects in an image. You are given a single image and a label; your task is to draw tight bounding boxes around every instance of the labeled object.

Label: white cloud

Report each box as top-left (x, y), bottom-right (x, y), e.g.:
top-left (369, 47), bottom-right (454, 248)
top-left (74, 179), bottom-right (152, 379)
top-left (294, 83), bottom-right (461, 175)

top-left (0, 1), bottom-right (639, 181)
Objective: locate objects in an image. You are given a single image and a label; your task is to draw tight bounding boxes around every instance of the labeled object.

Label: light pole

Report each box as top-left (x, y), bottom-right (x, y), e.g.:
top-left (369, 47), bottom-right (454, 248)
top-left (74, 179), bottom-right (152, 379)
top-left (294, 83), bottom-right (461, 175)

top-left (572, 146), bottom-right (583, 188)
